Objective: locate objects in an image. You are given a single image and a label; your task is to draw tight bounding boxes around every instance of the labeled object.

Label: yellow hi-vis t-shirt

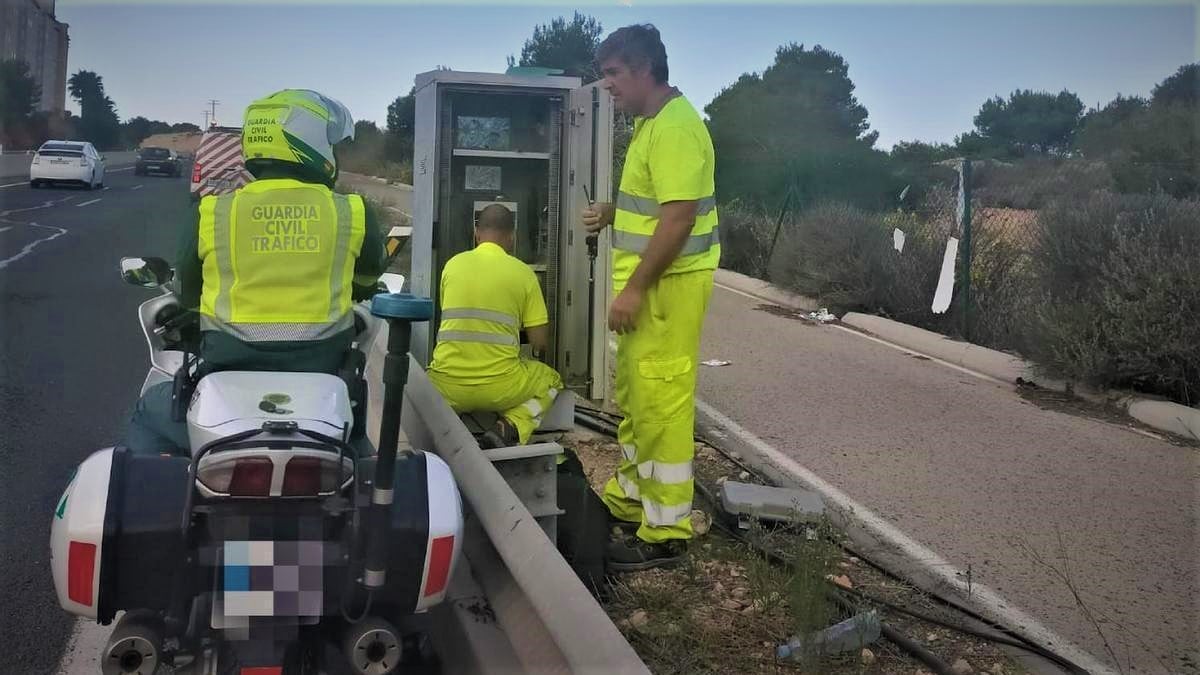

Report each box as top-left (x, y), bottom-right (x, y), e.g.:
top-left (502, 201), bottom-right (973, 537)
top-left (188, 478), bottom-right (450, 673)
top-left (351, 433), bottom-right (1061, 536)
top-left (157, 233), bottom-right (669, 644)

top-left (612, 93), bottom-right (720, 289)
top-left (428, 242), bottom-right (549, 383)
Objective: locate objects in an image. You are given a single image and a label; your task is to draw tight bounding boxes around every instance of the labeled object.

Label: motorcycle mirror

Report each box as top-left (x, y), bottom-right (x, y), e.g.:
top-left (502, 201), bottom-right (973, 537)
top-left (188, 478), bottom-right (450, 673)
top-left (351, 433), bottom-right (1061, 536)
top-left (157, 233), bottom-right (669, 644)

top-left (120, 256), bottom-right (174, 288)
top-left (379, 273), bottom-right (406, 294)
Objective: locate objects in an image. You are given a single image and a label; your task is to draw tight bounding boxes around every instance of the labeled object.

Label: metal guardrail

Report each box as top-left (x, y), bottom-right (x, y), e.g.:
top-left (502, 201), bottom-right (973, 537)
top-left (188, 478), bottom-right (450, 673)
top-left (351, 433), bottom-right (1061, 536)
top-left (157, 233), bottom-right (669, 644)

top-left (394, 351), bottom-right (650, 675)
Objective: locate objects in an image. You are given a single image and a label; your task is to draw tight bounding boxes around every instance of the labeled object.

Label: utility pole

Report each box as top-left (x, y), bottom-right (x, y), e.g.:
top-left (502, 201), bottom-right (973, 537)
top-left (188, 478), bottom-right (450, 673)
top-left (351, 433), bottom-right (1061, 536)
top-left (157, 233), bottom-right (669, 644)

top-left (207, 99), bottom-right (220, 126)
top-left (202, 110), bottom-right (211, 128)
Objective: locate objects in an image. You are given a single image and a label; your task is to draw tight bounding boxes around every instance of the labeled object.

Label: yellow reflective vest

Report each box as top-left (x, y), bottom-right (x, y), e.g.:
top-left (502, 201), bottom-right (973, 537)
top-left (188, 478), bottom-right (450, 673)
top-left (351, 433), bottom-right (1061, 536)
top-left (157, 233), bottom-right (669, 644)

top-left (612, 94), bottom-right (720, 288)
top-left (197, 177), bottom-right (366, 341)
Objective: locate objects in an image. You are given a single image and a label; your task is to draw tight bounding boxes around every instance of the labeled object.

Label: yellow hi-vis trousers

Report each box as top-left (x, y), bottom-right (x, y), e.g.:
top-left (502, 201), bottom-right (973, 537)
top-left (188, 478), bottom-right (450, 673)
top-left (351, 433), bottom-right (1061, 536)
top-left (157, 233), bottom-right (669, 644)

top-left (603, 270), bottom-right (714, 543)
top-left (428, 359), bottom-right (563, 445)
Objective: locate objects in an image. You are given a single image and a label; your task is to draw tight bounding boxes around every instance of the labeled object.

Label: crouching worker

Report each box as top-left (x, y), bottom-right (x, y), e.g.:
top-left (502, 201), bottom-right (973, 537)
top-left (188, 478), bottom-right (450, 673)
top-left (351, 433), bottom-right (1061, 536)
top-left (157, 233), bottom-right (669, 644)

top-left (427, 204), bottom-right (563, 445)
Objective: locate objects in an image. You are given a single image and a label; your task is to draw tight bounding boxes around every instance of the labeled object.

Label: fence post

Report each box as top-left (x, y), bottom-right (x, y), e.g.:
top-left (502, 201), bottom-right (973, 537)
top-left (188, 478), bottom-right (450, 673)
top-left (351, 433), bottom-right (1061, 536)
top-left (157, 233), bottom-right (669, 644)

top-left (765, 183), bottom-right (796, 279)
top-left (957, 158), bottom-right (974, 341)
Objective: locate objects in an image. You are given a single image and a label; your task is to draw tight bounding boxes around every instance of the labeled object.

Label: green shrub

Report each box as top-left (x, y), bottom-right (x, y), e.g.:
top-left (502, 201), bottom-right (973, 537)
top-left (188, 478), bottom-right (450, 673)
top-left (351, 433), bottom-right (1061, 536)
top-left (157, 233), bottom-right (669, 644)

top-left (1028, 192), bottom-right (1200, 404)
top-left (972, 158), bottom-right (1114, 210)
top-left (716, 200), bottom-right (776, 279)
top-left (767, 202), bottom-right (889, 310)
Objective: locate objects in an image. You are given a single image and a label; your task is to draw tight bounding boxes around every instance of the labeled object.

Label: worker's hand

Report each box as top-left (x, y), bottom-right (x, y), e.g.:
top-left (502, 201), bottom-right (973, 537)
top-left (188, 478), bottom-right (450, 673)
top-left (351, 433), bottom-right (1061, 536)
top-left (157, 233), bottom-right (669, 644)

top-left (582, 202), bottom-right (615, 234)
top-left (608, 286), bottom-right (643, 334)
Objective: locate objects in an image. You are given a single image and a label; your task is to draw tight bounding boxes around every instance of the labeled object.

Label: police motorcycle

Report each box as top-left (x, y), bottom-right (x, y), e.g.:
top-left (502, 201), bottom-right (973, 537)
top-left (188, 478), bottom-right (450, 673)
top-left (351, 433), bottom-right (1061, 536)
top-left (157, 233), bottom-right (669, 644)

top-left (50, 255), bottom-right (463, 675)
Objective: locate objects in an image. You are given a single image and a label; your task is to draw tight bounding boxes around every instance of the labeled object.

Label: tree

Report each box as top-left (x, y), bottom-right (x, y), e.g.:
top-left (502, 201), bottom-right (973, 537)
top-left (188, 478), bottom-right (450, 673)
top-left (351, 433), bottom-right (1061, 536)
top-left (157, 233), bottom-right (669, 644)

top-left (1150, 63), bottom-right (1199, 108)
top-left (0, 59), bottom-right (41, 145)
top-left (170, 122), bottom-right (200, 133)
top-left (970, 89), bottom-right (1084, 156)
top-left (888, 140), bottom-right (959, 207)
top-left (1110, 102), bottom-right (1199, 199)
top-left (385, 88), bottom-right (416, 163)
top-left (705, 43), bottom-right (896, 210)
top-left (121, 116), bottom-right (173, 148)
top-left (1072, 95), bottom-right (1148, 159)
top-left (1067, 64), bottom-right (1200, 198)
top-left (889, 140), bottom-right (957, 166)
top-left (68, 70), bottom-right (121, 150)
top-left (509, 12), bottom-right (602, 80)
top-left (0, 58), bottom-right (41, 134)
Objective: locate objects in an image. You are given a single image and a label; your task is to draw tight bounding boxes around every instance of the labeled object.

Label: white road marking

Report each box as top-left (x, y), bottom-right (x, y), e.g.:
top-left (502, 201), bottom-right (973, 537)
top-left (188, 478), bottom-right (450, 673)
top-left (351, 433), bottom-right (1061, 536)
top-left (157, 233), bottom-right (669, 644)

top-left (714, 282), bottom-right (1002, 385)
top-left (0, 222), bottom-right (68, 270)
top-left (102, 186), bottom-right (111, 191)
top-left (695, 398), bottom-right (1117, 675)
top-left (0, 226), bottom-right (10, 233)
top-left (829, 322), bottom-right (1004, 385)
top-left (108, 166), bottom-right (136, 173)
top-left (0, 180), bottom-right (28, 189)
top-left (0, 195), bottom-right (78, 217)
top-left (131, 185), bottom-right (143, 191)
top-left (76, 198), bottom-right (102, 207)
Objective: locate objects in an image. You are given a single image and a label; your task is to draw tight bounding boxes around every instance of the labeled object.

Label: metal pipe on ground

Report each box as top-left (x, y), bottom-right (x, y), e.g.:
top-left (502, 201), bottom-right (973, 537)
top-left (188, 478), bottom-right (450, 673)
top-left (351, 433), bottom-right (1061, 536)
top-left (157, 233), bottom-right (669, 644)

top-left (399, 354), bottom-right (650, 675)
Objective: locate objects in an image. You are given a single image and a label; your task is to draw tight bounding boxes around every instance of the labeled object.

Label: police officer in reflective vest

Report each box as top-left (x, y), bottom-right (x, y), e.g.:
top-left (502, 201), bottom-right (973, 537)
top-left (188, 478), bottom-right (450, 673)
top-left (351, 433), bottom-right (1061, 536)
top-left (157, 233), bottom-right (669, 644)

top-left (583, 25), bottom-right (720, 571)
top-left (426, 204), bottom-right (564, 446)
top-left (125, 89), bottom-right (386, 455)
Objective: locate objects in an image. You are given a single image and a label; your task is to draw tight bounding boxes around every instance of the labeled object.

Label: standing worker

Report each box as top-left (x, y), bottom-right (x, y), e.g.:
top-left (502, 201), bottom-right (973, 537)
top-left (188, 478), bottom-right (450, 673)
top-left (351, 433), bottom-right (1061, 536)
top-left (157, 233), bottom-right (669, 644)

top-left (583, 24), bottom-right (720, 571)
top-left (427, 204), bottom-right (563, 446)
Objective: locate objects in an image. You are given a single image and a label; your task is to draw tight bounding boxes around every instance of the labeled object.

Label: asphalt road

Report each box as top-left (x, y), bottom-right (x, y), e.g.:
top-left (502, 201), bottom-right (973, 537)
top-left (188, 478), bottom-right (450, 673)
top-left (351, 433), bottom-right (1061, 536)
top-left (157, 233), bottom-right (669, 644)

top-left (0, 163), bottom-right (189, 674)
top-left (696, 285), bottom-right (1199, 675)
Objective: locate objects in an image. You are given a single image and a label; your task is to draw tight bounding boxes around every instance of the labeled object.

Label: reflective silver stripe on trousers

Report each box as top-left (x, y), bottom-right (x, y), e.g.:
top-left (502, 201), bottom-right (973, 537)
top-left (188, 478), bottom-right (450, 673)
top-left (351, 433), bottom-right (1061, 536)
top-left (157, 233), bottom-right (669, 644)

top-left (642, 499), bottom-right (693, 526)
top-left (328, 195), bottom-right (354, 322)
top-left (615, 191), bottom-right (716, 217)
top-left (522, 386), bottom-right (559, 420)
top-left (212, 195), bottom-right (235, 321)
top-left (201, 314), bottom-right (354, 341)
top-left (612, 225), bottom-right (720, 256)
top-left (617, 473), bottom-right (640, 499)
top-left (436, 329), bottom-right (519, 346)
top-left (636, 459), bottom-right (694, 484)
top-left (441, 307), bottom-right (519, 328)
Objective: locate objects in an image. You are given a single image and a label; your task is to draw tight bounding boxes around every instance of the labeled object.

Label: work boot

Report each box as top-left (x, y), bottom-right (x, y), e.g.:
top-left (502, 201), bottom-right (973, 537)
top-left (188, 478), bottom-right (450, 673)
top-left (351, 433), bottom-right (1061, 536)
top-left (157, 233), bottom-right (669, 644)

top-left (493, 417), bottom-right (521, 446)
top-left (606, 534), bottom-right (687, 573)
top-left (478, 430), bottom-right (505, 449)
top-left (609, 515), bottom-right (639, 536)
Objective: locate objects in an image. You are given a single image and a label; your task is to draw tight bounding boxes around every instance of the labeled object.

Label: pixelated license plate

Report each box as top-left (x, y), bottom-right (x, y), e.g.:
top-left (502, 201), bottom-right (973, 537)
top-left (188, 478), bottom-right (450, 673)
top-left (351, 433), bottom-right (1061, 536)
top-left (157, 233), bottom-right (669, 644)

top-left (212, 540), bottom-right (326, 626)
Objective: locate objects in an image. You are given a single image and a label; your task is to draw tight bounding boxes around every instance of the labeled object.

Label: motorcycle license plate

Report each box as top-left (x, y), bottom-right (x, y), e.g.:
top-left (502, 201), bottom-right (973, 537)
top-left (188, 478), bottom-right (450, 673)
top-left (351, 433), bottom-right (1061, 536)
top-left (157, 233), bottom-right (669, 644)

top-left (210, 541), bottom-right (325, 627)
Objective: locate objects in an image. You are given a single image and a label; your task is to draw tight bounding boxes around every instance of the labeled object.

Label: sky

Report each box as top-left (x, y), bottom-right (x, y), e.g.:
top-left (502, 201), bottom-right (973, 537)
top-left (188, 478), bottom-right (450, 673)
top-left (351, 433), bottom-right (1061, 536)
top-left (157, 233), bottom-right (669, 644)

top-left (56, 2), bottom-right (1196, 150)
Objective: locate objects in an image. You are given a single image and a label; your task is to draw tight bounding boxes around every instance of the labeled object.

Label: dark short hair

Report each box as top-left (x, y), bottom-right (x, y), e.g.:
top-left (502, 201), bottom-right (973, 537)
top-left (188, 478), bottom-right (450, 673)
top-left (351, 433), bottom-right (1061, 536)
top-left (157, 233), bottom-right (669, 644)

top-left (476, 203), bottom-right (515, 233)
top-left (596, 24), bottom-right (669, 84)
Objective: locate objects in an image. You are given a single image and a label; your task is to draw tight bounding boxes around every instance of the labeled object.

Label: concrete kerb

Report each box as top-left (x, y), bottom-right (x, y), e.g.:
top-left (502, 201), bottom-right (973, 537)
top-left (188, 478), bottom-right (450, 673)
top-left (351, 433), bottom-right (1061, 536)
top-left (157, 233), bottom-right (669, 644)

top-left (713, 268), bottom-right (1200, 442)
top-left (713, 268), bottom-right (820, 311)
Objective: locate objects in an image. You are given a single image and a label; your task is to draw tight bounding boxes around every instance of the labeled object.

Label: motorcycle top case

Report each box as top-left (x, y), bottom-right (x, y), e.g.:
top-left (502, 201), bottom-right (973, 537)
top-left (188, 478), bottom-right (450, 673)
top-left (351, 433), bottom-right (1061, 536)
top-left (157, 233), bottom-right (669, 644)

top-left (51, 447), bottom-right (191, 622)
top-left (187, 371), bottom-right (354, 451)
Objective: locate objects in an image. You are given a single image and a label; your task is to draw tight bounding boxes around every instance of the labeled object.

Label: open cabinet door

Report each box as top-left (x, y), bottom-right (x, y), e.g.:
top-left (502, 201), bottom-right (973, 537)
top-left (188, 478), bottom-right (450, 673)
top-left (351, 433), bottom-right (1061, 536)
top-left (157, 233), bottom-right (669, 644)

top-left (559, 82), bottom-right (615, 403)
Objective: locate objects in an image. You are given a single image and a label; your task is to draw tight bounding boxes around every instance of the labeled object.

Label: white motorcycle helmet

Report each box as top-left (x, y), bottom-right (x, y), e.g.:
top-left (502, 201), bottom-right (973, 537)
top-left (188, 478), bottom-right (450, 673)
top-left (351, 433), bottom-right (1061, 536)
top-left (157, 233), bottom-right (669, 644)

top-left (241, 89), bottom-right (355, 186)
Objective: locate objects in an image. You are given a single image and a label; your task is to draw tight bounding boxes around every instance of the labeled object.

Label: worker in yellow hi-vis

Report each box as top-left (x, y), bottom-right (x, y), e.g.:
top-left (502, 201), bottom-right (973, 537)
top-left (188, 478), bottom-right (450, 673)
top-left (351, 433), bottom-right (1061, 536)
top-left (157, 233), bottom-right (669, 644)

top-left (583, 24), bottom-right (720, 572)
top-left (427, 204), bottom-right (563, 446)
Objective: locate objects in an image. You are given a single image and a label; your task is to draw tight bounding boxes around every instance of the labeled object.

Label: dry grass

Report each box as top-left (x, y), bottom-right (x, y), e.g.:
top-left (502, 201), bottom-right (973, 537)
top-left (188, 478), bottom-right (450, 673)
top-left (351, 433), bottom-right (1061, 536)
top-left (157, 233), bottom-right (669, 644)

top-left (561, 430), bottom-right (1028, 675)
top-left (975, 207), bottom-right (1040, 250)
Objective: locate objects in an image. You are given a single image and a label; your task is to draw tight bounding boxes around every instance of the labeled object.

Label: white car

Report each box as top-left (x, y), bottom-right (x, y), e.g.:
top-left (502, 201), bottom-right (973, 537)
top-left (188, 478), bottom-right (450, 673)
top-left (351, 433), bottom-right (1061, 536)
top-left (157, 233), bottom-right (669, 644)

top-left (29, 141), bottom-right (106, 190)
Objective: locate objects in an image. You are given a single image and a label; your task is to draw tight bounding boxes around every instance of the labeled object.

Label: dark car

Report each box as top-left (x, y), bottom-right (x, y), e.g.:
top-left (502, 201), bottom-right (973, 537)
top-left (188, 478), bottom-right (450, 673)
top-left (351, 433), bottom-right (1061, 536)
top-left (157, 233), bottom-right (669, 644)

top-left (135, 147), bottom-right (182, 177)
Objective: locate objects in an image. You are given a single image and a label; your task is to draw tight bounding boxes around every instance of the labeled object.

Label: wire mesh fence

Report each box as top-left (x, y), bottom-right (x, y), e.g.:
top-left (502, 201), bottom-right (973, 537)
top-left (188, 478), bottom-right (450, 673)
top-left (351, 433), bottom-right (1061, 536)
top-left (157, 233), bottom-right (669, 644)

top-left (716, 157), bottom-right (1200, 405)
